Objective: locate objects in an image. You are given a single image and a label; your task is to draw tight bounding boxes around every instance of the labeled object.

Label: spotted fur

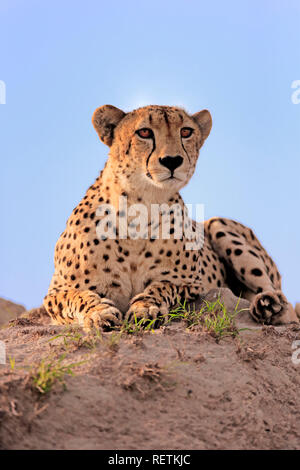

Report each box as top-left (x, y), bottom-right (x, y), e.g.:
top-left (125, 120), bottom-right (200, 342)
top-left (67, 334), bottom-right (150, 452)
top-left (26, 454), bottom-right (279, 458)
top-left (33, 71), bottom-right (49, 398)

top-left (44, 105), bottom-right (298, 329)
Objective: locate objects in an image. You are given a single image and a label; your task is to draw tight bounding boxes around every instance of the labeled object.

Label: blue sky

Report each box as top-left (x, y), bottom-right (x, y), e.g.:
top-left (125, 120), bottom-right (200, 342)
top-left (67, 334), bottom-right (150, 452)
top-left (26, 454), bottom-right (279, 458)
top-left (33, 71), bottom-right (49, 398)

top-left (0, 0), bottom-right (299, 309)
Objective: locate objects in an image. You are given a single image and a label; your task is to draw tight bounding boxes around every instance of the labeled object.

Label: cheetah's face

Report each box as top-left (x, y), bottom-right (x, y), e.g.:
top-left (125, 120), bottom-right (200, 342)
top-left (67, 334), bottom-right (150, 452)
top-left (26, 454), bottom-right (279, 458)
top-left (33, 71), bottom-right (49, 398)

top-left (92, 105), bottom-right (212, 193)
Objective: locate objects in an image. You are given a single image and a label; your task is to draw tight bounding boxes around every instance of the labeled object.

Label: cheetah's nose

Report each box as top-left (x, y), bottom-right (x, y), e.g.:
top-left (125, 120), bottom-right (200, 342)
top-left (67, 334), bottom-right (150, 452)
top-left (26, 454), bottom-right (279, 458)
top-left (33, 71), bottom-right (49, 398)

top-left (159, 155), bottom-right (183, 173)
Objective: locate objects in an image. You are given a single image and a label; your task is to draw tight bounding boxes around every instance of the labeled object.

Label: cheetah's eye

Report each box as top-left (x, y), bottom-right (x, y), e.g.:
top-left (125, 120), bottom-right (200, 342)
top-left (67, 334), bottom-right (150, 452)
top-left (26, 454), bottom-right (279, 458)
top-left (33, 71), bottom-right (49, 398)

top-left (180, 127), bottom-right (194, 138)
top-left (136, 128), bottom-right (153, 139)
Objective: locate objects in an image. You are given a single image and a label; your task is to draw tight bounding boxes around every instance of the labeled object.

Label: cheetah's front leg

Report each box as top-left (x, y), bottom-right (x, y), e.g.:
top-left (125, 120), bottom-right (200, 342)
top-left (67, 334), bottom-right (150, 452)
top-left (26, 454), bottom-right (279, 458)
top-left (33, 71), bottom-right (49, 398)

top-left (125, 281), bottom-right (203, 325)
top-left (44, 289), bottom-right (123, 331)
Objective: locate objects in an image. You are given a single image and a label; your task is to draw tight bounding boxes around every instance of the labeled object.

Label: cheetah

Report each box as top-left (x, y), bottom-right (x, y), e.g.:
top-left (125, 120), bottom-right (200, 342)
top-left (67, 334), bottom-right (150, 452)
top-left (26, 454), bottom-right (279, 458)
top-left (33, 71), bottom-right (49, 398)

top-left (44, 104), bottom-right (298, 329)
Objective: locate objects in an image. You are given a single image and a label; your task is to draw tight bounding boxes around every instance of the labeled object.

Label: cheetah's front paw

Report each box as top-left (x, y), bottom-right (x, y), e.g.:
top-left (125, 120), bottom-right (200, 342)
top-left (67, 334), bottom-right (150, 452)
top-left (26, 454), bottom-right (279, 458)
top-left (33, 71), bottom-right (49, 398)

top-left (84, 299), bottom-right (123, 331)
top-left (250, 290), bottom-right (291, 325)
top-left (125, 300), bottom-right (169, 327)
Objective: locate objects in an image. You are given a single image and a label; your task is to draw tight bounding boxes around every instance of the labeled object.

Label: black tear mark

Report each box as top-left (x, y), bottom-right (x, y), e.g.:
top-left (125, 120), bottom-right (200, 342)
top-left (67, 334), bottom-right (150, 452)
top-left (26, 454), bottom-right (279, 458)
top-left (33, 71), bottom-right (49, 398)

top-left (125, 138), bottom-right (132, 155)
top-left (146, 135), bottom-right (156, 172)
top-left (181, 138), bottom-right (191, 163)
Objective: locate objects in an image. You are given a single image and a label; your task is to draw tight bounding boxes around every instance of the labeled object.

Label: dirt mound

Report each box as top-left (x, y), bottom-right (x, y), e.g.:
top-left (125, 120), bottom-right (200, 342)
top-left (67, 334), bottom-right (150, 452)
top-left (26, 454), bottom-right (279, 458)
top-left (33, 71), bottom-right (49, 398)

top-left (0, 298), bottom-right (26, 326)
top-left (0, 290), bottom-right (300, 450)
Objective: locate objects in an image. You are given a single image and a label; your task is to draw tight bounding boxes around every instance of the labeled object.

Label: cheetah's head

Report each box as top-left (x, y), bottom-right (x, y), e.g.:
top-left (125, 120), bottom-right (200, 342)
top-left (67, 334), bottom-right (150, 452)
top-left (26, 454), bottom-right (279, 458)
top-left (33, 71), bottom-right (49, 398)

top-left (92, 105), bottom-right (212, 194)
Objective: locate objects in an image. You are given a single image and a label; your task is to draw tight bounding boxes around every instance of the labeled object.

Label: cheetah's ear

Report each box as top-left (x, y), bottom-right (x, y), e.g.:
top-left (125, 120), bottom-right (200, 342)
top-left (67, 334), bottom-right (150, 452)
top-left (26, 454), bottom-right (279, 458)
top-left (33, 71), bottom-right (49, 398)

top-left (92, 105), bottom-right (126, 147)
top-left (192, 110), bottom-right (212, 143)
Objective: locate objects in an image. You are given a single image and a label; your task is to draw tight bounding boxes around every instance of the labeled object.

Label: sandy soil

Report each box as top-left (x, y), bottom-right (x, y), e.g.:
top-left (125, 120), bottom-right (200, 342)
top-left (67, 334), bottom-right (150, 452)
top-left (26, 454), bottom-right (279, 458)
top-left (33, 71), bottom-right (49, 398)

top-left (0, 290), bottom-right (300, 450)
top-left (0, 298), bottom-right (25, 326)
